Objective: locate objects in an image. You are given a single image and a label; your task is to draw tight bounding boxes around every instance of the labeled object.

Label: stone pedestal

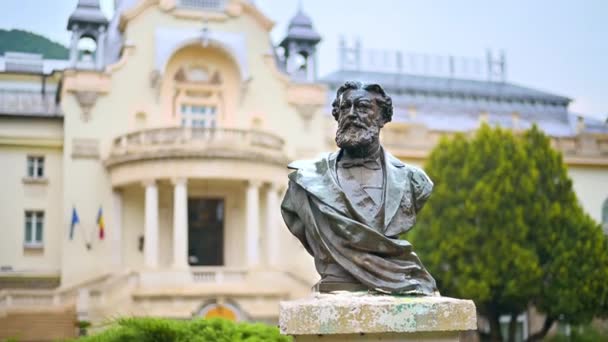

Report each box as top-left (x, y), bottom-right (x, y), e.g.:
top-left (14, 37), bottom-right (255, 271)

top-left (280, 293), bottom-right (477, 341)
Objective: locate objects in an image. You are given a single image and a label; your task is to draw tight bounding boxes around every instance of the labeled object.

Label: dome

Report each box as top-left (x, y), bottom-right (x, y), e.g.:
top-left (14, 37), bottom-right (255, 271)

top-left (67, 0), bottom-right (108, 29)
top-left (289, 10), bottom-right (313, 29)
top-left (281, 9), bottom-right (321, 45)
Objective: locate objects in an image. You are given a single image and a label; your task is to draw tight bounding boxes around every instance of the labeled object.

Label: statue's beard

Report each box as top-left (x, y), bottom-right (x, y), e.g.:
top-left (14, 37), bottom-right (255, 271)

top-left (335, 120), bottom-right (380, 152)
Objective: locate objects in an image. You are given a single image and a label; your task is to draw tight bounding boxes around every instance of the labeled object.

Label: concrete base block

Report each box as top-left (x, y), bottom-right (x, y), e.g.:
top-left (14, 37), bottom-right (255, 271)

top-left (280, 292), bottom-right (477, 341)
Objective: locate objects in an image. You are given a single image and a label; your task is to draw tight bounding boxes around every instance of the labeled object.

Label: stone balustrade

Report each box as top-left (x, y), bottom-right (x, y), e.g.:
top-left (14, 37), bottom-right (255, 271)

top-left (190, 267), bottom-right (248, 284)
top-left (0, 290), bottom-right (72, 310)
top-left (552, 135), bottom-right (608, 157)
top-left (107, 126), bottom-right (287, 167)
top-left (0, 272), bottom-right (130, 313)
top-left (376, 123), bottom-right (608, 164)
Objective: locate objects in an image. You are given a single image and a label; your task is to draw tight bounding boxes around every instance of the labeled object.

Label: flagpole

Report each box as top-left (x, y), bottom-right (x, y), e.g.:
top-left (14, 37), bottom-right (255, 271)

top-left (82, 223), bottom-right (92, 250)
top-left (86, 221), bottom-right (94, 250)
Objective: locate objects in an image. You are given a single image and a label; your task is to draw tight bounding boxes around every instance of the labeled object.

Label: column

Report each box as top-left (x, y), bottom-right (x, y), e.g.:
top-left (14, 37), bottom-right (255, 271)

top-left (172, 178), bottom-right (188, 269)
top-left (144, 180), bottom-right (159, 269)
top-left (96, 26), bottom-right (106, 70)
top-left (245, 180), bottom-right (261, 267)
top-left (111, 190), bottom-right (123, 267)
top-left (69, 29), bottom-right (79, 67)
top-left (306, 55), bottom-right (315, 82)
top-left (265, 183), bottom-right (280, 267)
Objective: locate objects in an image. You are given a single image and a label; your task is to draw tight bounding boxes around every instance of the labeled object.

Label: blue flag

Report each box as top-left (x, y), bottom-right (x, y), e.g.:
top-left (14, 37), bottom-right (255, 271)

top-left (70, 207), bottom-right (80, 240)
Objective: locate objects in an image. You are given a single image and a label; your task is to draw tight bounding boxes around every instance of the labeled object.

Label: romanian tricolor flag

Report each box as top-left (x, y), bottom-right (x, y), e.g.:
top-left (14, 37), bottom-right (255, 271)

top-left (97, 207), bottom-right (105, 240)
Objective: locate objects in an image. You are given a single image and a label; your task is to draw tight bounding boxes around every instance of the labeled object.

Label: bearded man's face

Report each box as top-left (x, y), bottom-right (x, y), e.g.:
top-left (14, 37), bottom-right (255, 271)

top-left (335, 89), bottom-right (384, 150)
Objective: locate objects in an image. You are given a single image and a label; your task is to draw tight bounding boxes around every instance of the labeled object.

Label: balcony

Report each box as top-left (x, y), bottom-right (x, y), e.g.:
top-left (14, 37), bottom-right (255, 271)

top-left (107, 126), bottom-right (287, 167)
top-left (0, 90), bottom-right (61, 116)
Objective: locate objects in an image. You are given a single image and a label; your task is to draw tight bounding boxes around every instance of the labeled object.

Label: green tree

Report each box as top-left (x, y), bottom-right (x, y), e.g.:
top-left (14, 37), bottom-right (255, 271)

top-left (521, 127), bottom-right (608, 341)
top-left (409, 124), bottom-right (608, 342)
top-left (0, 29), bottom-right (69, 59)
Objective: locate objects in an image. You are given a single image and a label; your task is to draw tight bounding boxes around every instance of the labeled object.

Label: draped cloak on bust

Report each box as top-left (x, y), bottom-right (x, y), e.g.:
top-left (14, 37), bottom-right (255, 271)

top-left (280, 148), bottom-right (438, 295)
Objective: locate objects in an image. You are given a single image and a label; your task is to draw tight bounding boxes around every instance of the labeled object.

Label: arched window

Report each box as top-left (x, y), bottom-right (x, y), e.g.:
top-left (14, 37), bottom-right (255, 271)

top-left (174, 66), bottom-right (223, 129)
top-left (195, 299), bottom-right (244, 321)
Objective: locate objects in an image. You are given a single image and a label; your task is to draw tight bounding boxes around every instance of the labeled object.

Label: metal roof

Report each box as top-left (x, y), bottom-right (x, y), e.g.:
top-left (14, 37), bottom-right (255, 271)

top-left (322, 70), bottom-right (571, 105)
top-left (67, 0), bottom-right (108, 29)
top-left (280, 9), bottom-right (321, 45)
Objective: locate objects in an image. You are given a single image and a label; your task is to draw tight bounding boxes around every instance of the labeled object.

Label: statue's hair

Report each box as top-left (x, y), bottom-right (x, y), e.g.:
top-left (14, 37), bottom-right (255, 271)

top-left (331, 81), bottom-right (393, 124)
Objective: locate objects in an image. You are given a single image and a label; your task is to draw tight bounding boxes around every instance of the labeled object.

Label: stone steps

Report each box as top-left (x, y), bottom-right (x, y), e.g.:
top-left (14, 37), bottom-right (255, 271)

top-left (0, 308), bottom-right (77, 342)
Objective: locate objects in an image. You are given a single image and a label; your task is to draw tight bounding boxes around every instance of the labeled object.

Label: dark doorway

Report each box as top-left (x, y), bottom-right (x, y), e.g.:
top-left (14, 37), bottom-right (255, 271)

top-left (188, 198), bottom-right (224, 266)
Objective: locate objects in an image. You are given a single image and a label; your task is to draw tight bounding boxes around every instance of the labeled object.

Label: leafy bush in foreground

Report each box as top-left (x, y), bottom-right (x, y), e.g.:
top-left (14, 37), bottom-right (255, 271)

top-left (70, 317), bottom-right (291, 342)
top-left (544, 324), bottom-right (608, 342)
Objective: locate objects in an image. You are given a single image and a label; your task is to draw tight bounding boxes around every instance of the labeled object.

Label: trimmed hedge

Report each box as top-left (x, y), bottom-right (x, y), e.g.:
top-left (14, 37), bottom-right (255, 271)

top-left (70, 317), bottom-right (291, 342)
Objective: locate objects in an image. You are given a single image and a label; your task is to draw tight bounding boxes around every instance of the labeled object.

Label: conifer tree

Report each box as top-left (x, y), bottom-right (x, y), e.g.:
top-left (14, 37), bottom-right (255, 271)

top-left (409, 124), bottom-right (608, 342)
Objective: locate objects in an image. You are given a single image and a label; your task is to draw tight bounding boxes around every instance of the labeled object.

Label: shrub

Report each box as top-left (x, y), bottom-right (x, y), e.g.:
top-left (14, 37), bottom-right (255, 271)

top-left (69, 317), bottom-right (291, 342)
top-left (544, 324), bottom-right (608, 342)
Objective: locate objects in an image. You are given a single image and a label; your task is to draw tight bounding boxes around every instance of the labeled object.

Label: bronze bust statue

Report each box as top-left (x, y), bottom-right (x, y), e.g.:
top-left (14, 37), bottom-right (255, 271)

top-left (281, 81), bottom-right (437, 295)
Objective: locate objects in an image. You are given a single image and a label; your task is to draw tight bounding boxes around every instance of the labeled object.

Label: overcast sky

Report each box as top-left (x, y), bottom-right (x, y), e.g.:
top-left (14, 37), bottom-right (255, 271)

top-left (1, 0), bottom-right (606, 119)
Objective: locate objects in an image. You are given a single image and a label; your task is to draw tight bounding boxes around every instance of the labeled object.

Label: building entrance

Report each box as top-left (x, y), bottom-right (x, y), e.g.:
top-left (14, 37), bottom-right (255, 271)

top-left (188, 198), bottom-right (224, 266)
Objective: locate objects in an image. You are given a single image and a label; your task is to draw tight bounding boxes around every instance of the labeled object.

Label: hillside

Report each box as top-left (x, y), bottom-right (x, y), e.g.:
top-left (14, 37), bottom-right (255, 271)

top-left (0, 29), bottom-right (69, 59)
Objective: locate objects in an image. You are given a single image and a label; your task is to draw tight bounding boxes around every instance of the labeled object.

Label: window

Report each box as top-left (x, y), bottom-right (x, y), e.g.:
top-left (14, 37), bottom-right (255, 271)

top-left (24, 211), bottom-right (44, 247)
top-left (499, 313), bottom-right (528, 342)
top-left (27, 156), bottom-right (44, 178)
top-left (180, 104), bottom-right (218, 128)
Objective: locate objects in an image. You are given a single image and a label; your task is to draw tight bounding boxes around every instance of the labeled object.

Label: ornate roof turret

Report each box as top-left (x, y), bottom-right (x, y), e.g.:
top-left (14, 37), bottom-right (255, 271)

top-left (67, 0), bottom-right (108, 30)
top-left (278, 4), bottom-right (322, 82)
top-left (280, 8), bottom-right (321, 46)
top-left (66, 0), bottom-right (109, 70)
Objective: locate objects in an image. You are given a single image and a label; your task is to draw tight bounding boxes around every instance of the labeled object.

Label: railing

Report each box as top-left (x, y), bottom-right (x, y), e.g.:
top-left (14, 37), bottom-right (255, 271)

top-left (377, 124), bottom-right (608, 161)
top-left (109, 127), bottom-right (285, 163)
top-left (177, 0), bottom-right (226, 11)
top-left (191, 267), bottom-right (248, 284)
top-left (0, 290), bottom-right (61, 307)
top-left (552, 135), bottom-right (608, 157)
top-left (0, 90), bottom-right (61, 116)
top-left (88, 271), bottom-right (137, 307)
top-left (0, 273), bottom-right (111, 312)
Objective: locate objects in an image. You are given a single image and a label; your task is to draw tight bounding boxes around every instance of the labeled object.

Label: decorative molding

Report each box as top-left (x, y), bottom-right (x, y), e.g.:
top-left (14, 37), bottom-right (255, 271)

top-left (263, 53), bottom-right (289, 85)
top-left (74, 91), bottom-right (99, 122)
top-left (155, 27), bottom-right (250, 82)
top-left (150, 70), bottom-right (161, 89)
top-left (105, 41), bottom-right (136, 74)
top-left (119, 0), bottom-right (159, 32)
top-left (0, 137), bottom-right (63, 149)
top-left (62, 70), bottom-right (111, 93)
top-left (286, 82), bottom-right (327, 128)
top-left (171, 9), bottom-right (229, 21)
top-left (239, 0), bottom-right (274, 32)
top-left (294, 104), bottom-right (319, 129)
top-left (159, 0), bottom-right (176, 11)
top-left (22, 177), bottom-right (49, 185)
top-left (72, 138), bottom-right (100, 159)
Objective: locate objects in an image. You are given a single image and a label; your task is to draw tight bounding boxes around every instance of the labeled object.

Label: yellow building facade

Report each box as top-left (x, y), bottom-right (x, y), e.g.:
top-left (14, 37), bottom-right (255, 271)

top-left (0, 0), bottom-right (606, 340)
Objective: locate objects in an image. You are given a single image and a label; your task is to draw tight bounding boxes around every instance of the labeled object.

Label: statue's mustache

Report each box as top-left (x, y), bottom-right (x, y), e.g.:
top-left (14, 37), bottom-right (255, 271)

top-left (338, 116), bottom-right (366, 131)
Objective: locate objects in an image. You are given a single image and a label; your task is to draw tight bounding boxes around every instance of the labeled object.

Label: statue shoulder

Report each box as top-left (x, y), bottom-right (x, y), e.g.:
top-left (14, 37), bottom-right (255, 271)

top-left (287, 152), bottom-right (334, 171)
top-left (384, 150), bottom-right (433, 209)
top-left (406, 164), bottom-right (433, 188)
top-left (404, 164), bottom-right (433, 211)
